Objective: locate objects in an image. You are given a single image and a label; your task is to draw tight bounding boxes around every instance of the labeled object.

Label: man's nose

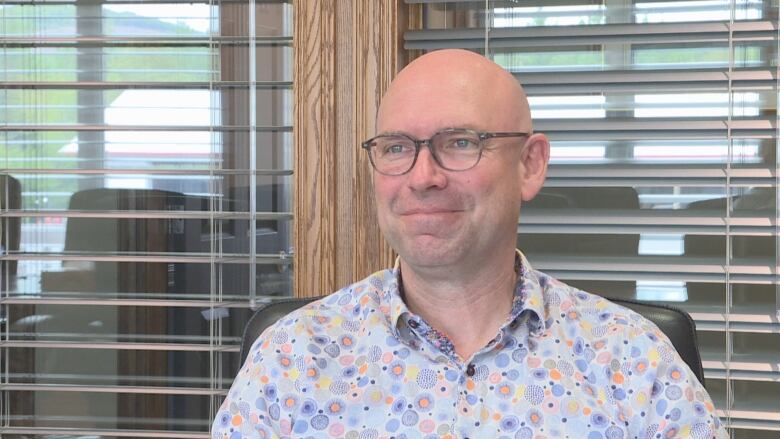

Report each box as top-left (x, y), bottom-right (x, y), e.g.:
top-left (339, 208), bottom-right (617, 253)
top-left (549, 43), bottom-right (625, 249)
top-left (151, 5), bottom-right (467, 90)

top-left (406, 146), bottom-right (447, 191)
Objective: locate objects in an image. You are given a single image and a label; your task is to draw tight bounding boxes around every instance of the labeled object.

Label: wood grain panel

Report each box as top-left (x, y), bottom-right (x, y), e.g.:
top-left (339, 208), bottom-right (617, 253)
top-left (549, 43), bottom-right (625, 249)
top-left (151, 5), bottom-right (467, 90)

top-left (294, 1), bottom-right (409, 297)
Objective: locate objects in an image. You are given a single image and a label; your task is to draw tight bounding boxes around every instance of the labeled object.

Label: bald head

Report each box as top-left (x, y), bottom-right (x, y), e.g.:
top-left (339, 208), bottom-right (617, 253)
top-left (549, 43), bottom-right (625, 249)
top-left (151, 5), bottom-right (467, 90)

top-left (377, 49), bottom-right (532, 135)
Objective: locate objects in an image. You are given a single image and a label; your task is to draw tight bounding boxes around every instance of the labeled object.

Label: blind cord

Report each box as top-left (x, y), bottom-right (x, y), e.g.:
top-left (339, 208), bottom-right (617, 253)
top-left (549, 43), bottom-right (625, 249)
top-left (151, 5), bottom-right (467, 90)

top-left (724, 0), bottom-right (736, 432)
top-left (775, 0), bottom-right (780, 372)
top-left (207, 0), bottom-right (217, 423)
top-left (484, 0), bottom-right (491, 57)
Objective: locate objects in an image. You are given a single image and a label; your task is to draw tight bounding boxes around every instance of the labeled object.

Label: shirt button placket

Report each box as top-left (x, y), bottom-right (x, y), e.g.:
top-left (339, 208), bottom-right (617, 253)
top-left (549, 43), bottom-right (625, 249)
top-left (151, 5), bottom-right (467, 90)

top-left (453, 362), bottom-right (478, 438)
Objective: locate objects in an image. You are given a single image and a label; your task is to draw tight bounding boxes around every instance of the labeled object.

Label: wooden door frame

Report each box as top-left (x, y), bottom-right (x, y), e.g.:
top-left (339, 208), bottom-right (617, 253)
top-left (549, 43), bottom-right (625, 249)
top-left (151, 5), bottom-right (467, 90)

top-left (293, 0), bottom-right (421, 297)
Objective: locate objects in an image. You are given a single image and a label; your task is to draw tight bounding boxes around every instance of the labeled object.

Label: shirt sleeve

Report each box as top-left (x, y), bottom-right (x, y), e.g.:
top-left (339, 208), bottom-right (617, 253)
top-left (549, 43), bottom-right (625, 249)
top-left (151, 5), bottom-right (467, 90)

top-left (622, 319), bottom-right (730, 439)
top-left (210, 333), bottom-right (282, 439)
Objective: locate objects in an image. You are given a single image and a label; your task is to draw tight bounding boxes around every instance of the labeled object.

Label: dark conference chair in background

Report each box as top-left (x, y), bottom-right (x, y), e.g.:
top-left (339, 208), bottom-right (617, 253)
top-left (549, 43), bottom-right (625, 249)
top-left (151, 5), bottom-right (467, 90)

top-left (0, 175), bottom-right (22, 382)
top-left (0, 175), bottom-right (22, 279)
top-left (240, 296), bottom-right (706, 386)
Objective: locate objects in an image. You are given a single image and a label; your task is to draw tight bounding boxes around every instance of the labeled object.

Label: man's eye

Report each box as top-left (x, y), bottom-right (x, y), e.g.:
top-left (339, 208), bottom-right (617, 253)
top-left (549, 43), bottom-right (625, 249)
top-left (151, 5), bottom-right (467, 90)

top-left (383, 143), bottom-right (410, 155)
top-left (447, 138), bottom-right (479, 150)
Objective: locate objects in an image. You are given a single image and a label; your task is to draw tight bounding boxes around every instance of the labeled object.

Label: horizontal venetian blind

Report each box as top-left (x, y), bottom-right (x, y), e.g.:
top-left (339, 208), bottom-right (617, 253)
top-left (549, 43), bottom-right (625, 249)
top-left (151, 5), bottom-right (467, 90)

top-left (407, 1), bottom-right (778, 437)
top-left (0, 1), bottom-right (292, 437)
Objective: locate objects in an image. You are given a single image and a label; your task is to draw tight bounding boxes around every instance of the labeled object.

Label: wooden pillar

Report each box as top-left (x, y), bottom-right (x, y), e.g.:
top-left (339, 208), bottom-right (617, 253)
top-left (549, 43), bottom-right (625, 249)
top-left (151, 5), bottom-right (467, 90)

top-left (294, 0), bottom-right (409, 297)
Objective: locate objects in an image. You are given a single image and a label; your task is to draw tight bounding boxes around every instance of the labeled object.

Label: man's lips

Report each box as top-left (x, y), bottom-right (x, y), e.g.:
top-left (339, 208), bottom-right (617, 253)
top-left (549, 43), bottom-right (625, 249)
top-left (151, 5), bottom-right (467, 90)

top-left (398, 208), bottom-right (462, 215)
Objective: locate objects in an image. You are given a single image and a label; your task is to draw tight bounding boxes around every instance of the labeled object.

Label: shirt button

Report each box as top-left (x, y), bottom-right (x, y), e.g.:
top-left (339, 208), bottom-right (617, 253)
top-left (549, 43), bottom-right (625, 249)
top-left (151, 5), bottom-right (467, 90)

top-left (466, 363), bottom-right (476, 377)
top-left (408, 319), bottom-right (419, 329)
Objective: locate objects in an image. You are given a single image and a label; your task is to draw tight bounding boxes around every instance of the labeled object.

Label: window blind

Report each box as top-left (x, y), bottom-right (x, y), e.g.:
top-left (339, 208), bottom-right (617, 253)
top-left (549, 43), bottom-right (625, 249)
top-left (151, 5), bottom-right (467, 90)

top-left (0, 1), bottom-right (293, 437)
top-left (407, 1), bottom-right (778, 437)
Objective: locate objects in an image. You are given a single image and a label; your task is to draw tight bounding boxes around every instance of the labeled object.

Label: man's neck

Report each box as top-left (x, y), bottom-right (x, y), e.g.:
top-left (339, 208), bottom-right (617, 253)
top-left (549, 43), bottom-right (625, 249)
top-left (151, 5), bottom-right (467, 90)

top-left (399, 251), bottom-right (518, 362)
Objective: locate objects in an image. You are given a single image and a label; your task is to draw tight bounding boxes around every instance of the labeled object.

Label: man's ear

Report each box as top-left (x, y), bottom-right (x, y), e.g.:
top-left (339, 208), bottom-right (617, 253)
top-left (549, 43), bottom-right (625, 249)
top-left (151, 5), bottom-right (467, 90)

top-left (519, 133), bottom-right (550, 202)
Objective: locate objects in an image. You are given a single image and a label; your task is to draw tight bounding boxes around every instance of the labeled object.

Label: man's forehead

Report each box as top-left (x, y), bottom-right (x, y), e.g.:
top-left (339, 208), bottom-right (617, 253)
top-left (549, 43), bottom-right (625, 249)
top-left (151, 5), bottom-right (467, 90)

top-left (378, 79), bottom-right (527, 136)
top-left (381, 61), bottom-right (495, 106)
top-left (378, 85), bottom-right (484, 124)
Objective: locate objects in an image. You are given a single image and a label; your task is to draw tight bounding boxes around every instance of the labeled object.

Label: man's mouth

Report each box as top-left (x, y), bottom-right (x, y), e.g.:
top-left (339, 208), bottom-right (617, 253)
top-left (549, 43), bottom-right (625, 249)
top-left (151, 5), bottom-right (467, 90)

top-left (400, 208), bottom-right (460, 215)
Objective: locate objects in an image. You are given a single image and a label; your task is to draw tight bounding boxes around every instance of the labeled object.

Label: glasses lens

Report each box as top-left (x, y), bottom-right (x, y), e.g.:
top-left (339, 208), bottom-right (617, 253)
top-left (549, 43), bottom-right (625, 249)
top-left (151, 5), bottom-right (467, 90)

top-left (432, 130), bottom-right (482, 170)
top-left (368, 135), bottom-right (416, 175)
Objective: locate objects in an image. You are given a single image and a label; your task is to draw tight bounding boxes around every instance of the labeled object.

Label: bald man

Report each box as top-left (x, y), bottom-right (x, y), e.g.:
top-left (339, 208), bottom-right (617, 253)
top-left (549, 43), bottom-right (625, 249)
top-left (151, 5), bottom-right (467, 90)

top-left (212, 50), bottom-right (728, 439)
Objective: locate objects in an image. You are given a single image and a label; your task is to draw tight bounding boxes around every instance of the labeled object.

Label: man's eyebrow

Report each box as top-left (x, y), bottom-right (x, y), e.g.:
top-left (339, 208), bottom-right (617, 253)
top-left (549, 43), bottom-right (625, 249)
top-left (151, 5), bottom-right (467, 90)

top-left (450, 124), bottom-right (481, 131)
top-left (375, 130), bottom-right (408, 136)
top-left (376, 126), bottom-right (484, 137)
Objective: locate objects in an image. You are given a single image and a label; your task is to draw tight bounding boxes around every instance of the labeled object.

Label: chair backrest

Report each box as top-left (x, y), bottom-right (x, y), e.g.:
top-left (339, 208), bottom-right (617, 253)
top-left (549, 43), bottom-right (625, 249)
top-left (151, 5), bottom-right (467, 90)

top-left (240, 296), bottom-right (705, 385)
top-left (1, 175), bottom-right (22, 277)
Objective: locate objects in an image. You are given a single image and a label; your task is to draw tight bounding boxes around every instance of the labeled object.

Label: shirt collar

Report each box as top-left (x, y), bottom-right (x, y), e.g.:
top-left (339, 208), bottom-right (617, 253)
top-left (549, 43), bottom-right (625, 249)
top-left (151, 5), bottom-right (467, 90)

top-left (511, 250), bottom-right (548, 337)
top-left (379, 250), bottom-right (548, 339)
top-left (382, 257), bottom-right (408, 335)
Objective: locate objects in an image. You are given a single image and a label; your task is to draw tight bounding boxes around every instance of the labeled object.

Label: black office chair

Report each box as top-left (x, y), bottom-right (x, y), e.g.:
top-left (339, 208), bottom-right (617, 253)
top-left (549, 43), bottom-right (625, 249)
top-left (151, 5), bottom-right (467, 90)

top-left (1, 175), bottom-right (22, 278)
top-left (240, 296), bottom-right (705, 385)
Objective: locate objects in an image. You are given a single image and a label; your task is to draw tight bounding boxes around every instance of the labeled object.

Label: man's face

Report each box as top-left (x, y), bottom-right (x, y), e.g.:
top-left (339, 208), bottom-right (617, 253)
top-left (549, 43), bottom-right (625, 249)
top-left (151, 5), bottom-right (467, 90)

top-left (373, 72), bottom-right (532, 271)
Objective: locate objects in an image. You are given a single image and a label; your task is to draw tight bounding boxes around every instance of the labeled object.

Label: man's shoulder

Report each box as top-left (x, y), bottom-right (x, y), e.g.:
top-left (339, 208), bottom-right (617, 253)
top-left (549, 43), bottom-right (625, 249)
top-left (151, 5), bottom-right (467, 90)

top-left (275, 268), bottom-right (392, 323)
top-left (246, 269), bottom-right (394, 354)
top-left (535, 271), bottom-right (669, 345)
top-left (537, 277), bottom-right (684, 378)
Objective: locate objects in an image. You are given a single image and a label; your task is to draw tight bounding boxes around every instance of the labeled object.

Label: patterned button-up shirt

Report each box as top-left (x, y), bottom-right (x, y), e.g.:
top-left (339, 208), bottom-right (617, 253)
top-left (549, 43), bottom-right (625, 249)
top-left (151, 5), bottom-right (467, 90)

top-left (213, 253), bottom-right (728, 438)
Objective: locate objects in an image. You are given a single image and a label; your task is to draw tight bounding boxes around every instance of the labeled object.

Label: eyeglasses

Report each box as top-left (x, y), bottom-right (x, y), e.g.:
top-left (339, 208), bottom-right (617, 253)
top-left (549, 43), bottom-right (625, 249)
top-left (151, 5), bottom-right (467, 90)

top-left (361, 128), bottom-right (530, 176)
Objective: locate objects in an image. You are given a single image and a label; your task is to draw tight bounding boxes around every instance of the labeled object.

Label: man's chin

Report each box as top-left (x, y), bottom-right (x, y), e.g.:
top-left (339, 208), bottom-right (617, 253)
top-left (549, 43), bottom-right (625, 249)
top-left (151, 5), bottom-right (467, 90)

top-left (396, 237), bottom-right (465, 268)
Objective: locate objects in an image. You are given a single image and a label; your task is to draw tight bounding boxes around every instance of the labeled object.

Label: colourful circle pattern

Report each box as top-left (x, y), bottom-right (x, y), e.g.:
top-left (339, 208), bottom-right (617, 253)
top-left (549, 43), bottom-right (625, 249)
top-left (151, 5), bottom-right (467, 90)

top-left (213, 255), bottom-right (728, 439)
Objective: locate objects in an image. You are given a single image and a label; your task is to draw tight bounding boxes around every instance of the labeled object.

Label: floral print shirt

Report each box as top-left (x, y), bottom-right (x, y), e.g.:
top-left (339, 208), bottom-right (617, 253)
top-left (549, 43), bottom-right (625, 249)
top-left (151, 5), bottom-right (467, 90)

top-left (212, 253), bottom-right (728, 439)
